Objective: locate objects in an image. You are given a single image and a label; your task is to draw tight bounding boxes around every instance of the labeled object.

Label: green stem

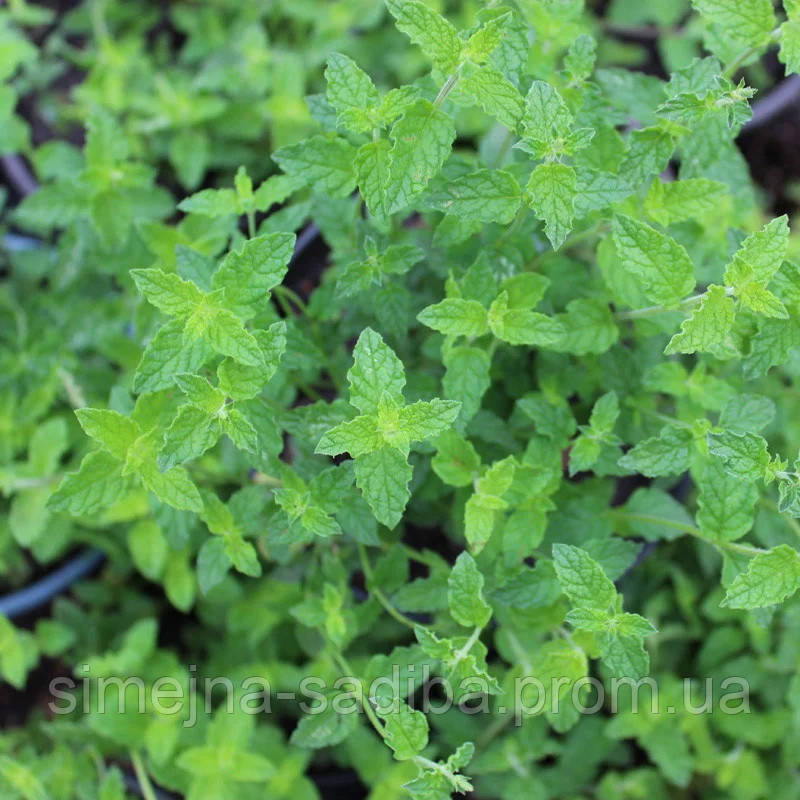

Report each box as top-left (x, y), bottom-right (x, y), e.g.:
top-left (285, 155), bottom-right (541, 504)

top-left (759, 496), bottom-right (800, 540)
top-left (399, 543), bottom-right (443, 569)
top-left (616, 291), bottom-right (716, 321)
top-left (434, 66), bottom-right (462, 107)
top-left (130, 751), bottom-right (158, 800)
top-left (606, 509), bottom-right (767, 557)
top-left (58, 368), bottom-right (88, 409)
top-left (274, 284), bottom-right (308, 314)
top-left (330, 650), bottom-right (387, 739)
top-left (246, 209), bottom-right (256, 239)
top-left (358, 543), bottom-right (421, 630)
top-left (723, 28), bottom-right (781, 78)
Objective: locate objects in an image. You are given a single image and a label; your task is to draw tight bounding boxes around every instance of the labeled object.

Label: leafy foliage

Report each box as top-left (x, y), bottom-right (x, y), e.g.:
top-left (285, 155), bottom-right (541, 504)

top-left (3, 0), bottom-right (800, 799)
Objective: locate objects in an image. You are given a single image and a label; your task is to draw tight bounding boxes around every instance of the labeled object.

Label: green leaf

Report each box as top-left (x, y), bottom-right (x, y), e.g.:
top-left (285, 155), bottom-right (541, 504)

top-left (432, 430), bottom-right (481, 487)
top-left (211, 233), bottom-right (295, 319)
top-left (457, 64), bottom-right (525, 129)
top-left (140, 461), bottom-right (203, 513)
top-left (519, 81), bottom-right (572, 159)
top-left (398, 399), bottom-right (461, 441)
top-left (386, 0), bottom-right (462, 73)
top-left (159, 405), bottom-right (218, 470)
top-left (724, 216), bottom-right (789, 288)
top-left (722, 545), bottom-right (800, 609)
top-left (355, 139), bottom-right (392, 219)
top-left (618, 426), bottom-right (693, 477)
top-left (565, 34), bottom-right (597, 84)
top-left (426, 169), bottom-right (521, 224)
top-left (417, 298), bottom-right (489, 337)
top-left (353, 446), bottom-right (413, 529)
top-left (203, 308), bottom-right (264, 366)
top-left (376, 701), bottom-right (429, 761)
top-left (75, 408), bottom-right (139, 461)
top-left (691, 0), bottom-right (776, 54)
top-left (707, 430), bottom-right (771, 480)
top-left (590, 391), bottom-right (620, 434)
top-left (552, 543), bottom-right (617, 611)
top-left (273, 135), bottom-right (357, 197)
top-left (488, 291), bottom-right (564, 346)
top-left (697, 460), bottom-right (759, 542)
top-left (524, 163), bottom-right (577, 250)
top-left (178, 188), bottom-right (238, 218)
top-left (347, 328), bottom-right (406, 415)
top-left (134, 319), bottom-right (214, 394)
top-left (665, 285), bottom-right (736, 354)
top-left (612, 214), bottom-right (695, 306)
top-left (131, 268), bottom-right (203, 318)
top-left (291, 703), bottom-right (358, 749)
top-left (644, 178), bottom-right (728, 226)
top-left (448, 552), bottom-right (492, 627)
top-left (325, 52), bottom-right (379, 132)
top-left (48, 451), bottom-right (129, 515)
top-left (779, 18), bottom-right (800, 74)
top-left (443, 346), bottom-right (491, 425)
top-left (388, 99), bottom-right (456, 212)
top-left (316, 415), bottom-right (382, 458)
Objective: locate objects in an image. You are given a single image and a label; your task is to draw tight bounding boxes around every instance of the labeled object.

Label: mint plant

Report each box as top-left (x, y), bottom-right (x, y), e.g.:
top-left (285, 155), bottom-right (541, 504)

top-left (4, 0), bottom-right (800, 798)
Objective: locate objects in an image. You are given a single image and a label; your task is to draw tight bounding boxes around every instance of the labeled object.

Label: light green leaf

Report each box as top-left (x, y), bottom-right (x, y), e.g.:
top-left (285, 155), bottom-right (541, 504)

top-left (524, 163), bottom-right (576, 250)
top-left (48, 451), bottom-right (129, 515)
top-left (722, 545), bottom-right (800, 609)
top-left (612, 214), bottom-right (695, 306)
top-left (442, 346), bottom-right (491, 425)
top-left (388, 99), bottom-right (456, 213)
top-left (417, 298), bottom-right (489, 337)
top-left (618, 426), bottom-right (693, 477)
top-left (203, 308), bottom-right (263, 366)
top-left (211, 233), bottom-right (295, 319)
top-left (376, 701), bottom-right (429, 761)
top-left (134, 319), bottom-right (214, 394)
top-left (347, 328), bottom-right (406, 415)
top-left (353, 446), bottom-right (413, 529)
top-left (325, 52), bottom-right (379, 132)
top-left (316, 415), bottom-right (383, 458)
top-left (159, 406), bottom-right (218, 470)
top-left (691, 0), bottom-right (776, 54)
top-left (398, 399), bottom-right (461, 441)
top-left (488, 291), bottom-right (564, 346)
top-left (386, 0), bottom-right (462, 73)
top-left (426, 169), bottom-right (521, 224)
top-left (355, 140), bottom-right (392, 219)
top-left (273, 135), bottom-right (357, 197)
top-left (707, 430), bottom-right (771, 480)
top-left (665, 285), bottom-right (736, 354)
top-left (131, 268), bottom-right (203, 318)
top-left (457, 63), bottom-right (525, 129)
top-left (697, 460), bottom-right (759, 542)
top-left (75, 408), bottom-right (139, 461)
top-left (644, 178), bottom-right (728, 225)
top-left (448, 552), bottom-right (492, 627)
top-left (552, 543), bottom-right (617, 611)
top-left (779, 18), bottom-right (800, 74)
top-left (432, 430), bottom-right (481, 487)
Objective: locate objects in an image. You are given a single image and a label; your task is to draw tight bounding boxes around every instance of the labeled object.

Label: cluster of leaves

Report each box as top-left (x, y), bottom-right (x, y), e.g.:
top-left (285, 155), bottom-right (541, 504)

top-left (4, 0), bottom-right (800, 799)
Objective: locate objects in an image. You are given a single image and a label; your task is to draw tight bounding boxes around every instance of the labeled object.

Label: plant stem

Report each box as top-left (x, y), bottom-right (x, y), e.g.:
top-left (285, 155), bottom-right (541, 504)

top-left (606, 509), bottom-right (767, 556)
top-left (616, 291), bottom-right (717, 321)
top-left (130, 750), bottom-right (158, 800)
top-left (246, 209), bottom-right (256, 239)
top-left (723, 28), bottom-right (781, 78)
top-left (330, 650), bottom-right (387, 740)
top-left (358, 543), bottom-right (421, 630)
top-left (434, 66), bottom-right (462, 107)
